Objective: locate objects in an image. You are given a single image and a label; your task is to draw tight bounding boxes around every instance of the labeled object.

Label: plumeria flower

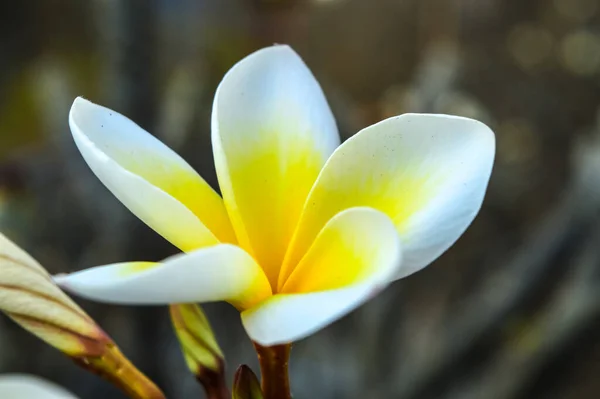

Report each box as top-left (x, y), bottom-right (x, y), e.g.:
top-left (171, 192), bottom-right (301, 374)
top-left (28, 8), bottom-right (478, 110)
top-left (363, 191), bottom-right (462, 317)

top-left (57, 45), bottom-right (495, 346)
top-left (0, 375), bottom-right (78, 399)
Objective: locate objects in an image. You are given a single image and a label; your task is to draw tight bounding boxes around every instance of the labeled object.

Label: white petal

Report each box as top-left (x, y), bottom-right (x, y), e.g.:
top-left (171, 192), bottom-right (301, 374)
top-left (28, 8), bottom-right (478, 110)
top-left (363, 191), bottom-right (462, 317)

top-left (283, 113), bottom-right (495, 281)
top-left (69, 97), bottom-right (235, 252)
top-left (243, 208), bottom-right (402, 345)
top-left (212, 45), bottom-right (340, 287)
top-left (0, 375), bottom-right (78, 399)
top-left (242, 283), bottom-right (393, 346)
top-left (55, 245), bottom-right (271, 310)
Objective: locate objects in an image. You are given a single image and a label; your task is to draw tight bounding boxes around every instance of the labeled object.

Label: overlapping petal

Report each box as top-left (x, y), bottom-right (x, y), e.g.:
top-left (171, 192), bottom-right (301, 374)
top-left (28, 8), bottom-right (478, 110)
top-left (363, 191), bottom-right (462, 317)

top-left (242, 285), bottom-right (382, 346)
top-left (243, 208), bottom-right (402, 345)
top-left (281, 114), bottom-right (495, 284)
top-left (55, 245), bottom-right (271, 310)
top-left (69, 98), bottom-right (235, 252)
top-left (279, 207), bottom-right (402, 293)
top-left (0, 375), bottom-right (78, 399)
top-left (212, 45), bottom-right (340, 287)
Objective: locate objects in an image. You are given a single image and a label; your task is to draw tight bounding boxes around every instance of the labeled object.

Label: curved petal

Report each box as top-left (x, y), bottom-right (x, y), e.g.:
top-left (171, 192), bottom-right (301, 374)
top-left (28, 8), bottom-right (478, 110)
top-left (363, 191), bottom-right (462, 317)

top-left (0, 375), bottom-right (78, 399)
top-left (243, 208), bottom-right (402, 345)
top-left (55, 245), bottom-right (271, 310)
top-left (279, 207), bottom-right (402, 293)
top-left (281, 114), bottom-right (495, 283)
top-left (243, 286), bottom-right (384, 346)
top-left (70, 97), bottom-right (235, 251)
top-left (212, 45), bottom-right (340, 287)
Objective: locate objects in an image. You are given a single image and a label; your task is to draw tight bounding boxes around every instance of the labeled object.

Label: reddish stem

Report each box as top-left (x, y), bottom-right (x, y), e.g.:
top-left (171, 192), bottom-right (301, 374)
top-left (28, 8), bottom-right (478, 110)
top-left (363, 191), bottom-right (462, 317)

top-left (253, 342), bottom-right (292, 399)
top-left (199, 367), bottom-right (230, 399)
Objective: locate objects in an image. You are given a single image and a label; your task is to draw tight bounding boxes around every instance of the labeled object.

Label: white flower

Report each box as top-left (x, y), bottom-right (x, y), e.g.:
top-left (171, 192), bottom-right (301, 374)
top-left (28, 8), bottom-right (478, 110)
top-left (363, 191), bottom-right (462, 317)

top-left (56, 45), bottom-right (495, 346)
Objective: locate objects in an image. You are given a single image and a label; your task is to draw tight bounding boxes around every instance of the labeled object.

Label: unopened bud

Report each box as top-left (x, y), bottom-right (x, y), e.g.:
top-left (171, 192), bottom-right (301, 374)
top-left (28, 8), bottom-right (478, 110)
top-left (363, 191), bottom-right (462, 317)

top-left (169, 304), bottom-right (228, 398)
top-left (0, 234), bottom-right (165, 399)
top-left (233, 365), bottom-right (263, 399)
top-left (0, 233), bottom-right (109, 356)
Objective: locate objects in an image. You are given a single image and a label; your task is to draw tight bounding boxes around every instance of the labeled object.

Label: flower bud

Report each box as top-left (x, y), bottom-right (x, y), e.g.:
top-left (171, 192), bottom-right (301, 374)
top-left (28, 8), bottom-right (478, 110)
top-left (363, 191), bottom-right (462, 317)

top-left (169, 304), bottom-right (227, 397)
top-left (0, 233), bottom-right (165, 399)
top-left (0, 233), bottom-right (109, 356)
top-left (233, 365), bottom-right (263, 399)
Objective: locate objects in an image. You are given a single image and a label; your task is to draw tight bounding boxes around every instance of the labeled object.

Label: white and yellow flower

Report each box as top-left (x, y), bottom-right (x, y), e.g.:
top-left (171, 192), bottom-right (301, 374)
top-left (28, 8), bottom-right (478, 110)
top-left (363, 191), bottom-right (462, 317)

top-left (56, 45), bottom-right (495, 346)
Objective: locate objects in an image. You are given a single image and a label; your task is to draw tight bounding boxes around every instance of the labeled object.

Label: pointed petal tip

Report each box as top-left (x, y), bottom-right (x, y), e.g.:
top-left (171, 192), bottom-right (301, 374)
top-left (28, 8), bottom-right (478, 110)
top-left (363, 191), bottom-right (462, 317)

top-left (249, 43), bottom-right (296, 58)
top-left (52, 273), bottom-right (70, 289)
top-left (216, 45), bottom-right (305, 94)
top-left (68, 96), bottom-right (103, 141)
top-left (72, 95), bottom-right (89, 106)
top-left (69, 96), bottom-right (96, 120)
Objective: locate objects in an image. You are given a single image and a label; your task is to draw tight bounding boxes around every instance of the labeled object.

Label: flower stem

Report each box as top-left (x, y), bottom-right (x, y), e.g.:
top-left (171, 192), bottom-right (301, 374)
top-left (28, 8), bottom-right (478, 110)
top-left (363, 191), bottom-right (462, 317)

top-left (253, 342), bottom-right (292, 399)
top-left (198, 366), bottom-right (230, 399)
top-left (73, 343), bottom-right (165, 399)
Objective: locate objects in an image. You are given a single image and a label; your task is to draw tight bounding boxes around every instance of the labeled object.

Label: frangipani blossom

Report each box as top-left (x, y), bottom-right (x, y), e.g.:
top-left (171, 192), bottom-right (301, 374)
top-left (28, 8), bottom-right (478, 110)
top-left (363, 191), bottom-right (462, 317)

top-left (56, 45), bottom-right (495, 346)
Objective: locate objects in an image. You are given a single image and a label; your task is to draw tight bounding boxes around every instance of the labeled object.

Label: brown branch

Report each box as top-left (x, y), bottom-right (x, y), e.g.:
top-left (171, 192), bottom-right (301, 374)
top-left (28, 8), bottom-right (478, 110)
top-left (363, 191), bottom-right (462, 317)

top-left (253, 343), bottom-right (292, 399)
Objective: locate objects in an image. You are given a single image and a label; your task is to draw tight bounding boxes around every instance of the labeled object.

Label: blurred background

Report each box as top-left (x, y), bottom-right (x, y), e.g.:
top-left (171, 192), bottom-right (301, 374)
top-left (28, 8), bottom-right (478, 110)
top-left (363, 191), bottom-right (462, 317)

top-left (2, 0), bottom-right (600, 398)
